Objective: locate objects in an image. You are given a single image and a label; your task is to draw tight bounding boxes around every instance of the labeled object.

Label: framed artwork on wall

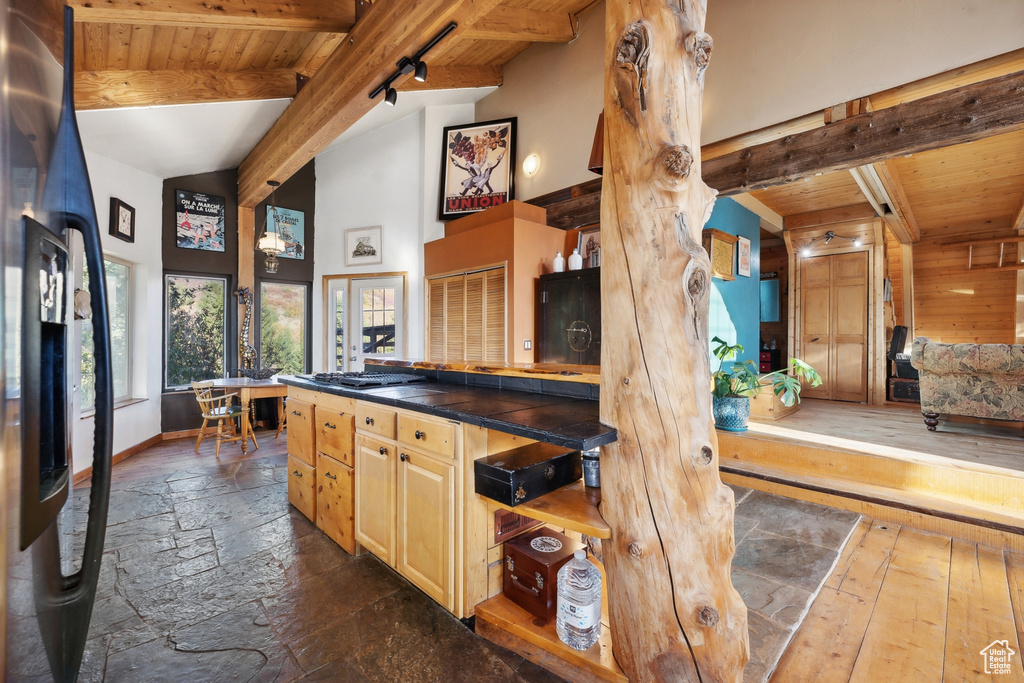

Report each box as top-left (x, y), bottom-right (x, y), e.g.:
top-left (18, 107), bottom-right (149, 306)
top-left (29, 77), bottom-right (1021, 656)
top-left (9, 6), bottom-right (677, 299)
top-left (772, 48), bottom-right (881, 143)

top-left (109, 197), bottom-right (135, 243)
top-left (579, 226), bottom-right (602, 267)
top-left (268, 206), bottom-right (305, 259)
top-left (438, 117), bottom-right (516, 221)
top-left (701, 228), bottom-right (737, 281)
top-left (175, 190), bottom-right (225, 252)
top-left (345, 226), bottom-right (382, 267)
top-left (737, 236), bottom-right (751, 277)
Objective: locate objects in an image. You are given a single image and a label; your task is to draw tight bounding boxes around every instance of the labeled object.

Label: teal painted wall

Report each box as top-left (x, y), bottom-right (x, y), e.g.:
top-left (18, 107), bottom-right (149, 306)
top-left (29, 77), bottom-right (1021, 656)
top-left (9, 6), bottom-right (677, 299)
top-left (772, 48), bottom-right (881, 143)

top-left (706, 198), bottom-right (761, 368)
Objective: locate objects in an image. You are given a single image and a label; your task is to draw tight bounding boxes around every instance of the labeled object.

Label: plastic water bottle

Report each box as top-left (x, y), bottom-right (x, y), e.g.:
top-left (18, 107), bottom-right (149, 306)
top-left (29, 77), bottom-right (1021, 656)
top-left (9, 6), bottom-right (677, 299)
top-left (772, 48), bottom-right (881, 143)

top-left (556, 549), bottom-right (602, 650)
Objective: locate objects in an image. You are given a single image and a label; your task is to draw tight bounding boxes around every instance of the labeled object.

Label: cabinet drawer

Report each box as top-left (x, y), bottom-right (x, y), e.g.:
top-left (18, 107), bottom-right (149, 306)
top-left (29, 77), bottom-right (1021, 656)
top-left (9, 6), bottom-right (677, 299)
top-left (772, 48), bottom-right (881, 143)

top-left (286, 398), bottom-right (315, 466)
top-left (316, 453), bottom-right (355, 554)
top-left (356, 403), bottom-right (396, 440)
top-left (398, 414), bottom-right (456, 459)
top-left (316, 406), bottom-right (355, 466)
top-left (287, 455), bottom-right (316, 522)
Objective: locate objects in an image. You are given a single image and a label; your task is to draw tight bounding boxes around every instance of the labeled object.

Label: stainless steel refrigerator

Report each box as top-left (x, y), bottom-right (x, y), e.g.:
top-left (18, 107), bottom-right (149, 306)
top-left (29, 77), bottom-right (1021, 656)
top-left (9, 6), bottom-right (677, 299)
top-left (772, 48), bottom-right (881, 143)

top-left (2, 2), bottom-right (113, 680)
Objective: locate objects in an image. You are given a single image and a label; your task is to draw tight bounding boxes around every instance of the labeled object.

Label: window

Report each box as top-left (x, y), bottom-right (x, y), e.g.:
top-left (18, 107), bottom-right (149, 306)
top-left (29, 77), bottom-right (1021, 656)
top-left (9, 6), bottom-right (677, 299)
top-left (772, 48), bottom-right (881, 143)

top-left (165, 274), bottom-right (227, 390)
top-left (259, 281), bottom-right (307, 374)
top-left (81, 257), bottom-right (132, 409)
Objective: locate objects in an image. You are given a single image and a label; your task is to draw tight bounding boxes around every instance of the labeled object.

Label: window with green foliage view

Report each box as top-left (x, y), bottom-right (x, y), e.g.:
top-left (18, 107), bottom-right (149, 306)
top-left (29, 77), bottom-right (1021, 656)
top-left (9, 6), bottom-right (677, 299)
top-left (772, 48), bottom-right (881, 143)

top-left (260, 282), bottom-right (306, 375)
top-left (165, 274), bottom-right (227, 389)
top-left (82, 257), bottom-right (132, 410)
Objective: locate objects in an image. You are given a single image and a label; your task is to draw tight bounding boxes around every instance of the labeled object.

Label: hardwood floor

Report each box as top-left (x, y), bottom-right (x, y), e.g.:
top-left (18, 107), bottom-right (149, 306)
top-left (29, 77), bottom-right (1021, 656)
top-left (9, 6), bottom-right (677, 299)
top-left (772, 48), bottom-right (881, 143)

top-left (773, 519), bottom-right (1024, 682)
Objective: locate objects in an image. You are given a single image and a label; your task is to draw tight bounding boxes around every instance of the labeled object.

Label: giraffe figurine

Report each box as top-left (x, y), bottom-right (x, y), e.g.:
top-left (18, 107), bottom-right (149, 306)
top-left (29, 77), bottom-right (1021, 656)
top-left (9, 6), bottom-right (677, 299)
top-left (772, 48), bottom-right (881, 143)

top-left (236, 287), bottom-right (257, 370)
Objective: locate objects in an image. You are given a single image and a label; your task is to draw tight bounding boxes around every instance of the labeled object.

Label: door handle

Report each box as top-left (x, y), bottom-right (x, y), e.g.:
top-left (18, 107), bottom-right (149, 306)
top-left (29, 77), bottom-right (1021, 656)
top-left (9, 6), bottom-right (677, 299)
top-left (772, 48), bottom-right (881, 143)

top-left (325, 471), bottom-right (337, 480)
top-left (400, 453), bottom-right (409, 462)
top-left (324, 422), bottom-right (336, 429)
top-left (379, 446), bottom-right (387, 455)
top-left (414, 430), bottom-right (424, 440)
top-left (810, 337), bottom-right (820, 342)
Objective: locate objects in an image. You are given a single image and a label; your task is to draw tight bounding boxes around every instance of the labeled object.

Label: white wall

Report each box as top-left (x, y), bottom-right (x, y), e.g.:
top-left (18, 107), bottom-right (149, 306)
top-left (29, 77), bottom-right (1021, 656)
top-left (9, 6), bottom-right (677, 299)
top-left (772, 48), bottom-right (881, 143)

top-left (476, 0), bottom-right (1024, 197)
top-left (312, 103), bottom-right (474, 369)
top-left (72, 152), bottom-right (163, 475)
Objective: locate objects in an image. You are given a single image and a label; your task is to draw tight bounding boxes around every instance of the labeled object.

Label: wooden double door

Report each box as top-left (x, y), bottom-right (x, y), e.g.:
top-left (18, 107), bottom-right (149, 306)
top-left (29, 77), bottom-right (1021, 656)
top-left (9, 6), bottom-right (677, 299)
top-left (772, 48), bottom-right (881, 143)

top-left (800, 252), bottom-right (868, 402)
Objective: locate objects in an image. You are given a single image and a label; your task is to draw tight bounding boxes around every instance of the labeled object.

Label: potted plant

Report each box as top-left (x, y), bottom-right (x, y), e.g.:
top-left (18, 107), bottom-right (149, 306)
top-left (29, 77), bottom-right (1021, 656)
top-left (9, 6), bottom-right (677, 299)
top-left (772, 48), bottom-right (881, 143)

top-left (711, 336), bottom-right (822, 431)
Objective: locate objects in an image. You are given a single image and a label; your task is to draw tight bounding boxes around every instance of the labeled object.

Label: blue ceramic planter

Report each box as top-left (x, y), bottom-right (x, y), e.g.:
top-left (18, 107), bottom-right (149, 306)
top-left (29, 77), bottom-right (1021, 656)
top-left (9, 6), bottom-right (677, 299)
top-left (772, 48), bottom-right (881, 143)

top-left (713, 396), bottom-right (750, 432)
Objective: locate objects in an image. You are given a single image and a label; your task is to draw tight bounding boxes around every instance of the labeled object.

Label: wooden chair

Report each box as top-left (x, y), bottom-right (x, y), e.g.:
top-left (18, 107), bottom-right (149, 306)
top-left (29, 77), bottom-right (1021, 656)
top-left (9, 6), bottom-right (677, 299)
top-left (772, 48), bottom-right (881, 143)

top-left (191, 381), bottom-right (258, 457)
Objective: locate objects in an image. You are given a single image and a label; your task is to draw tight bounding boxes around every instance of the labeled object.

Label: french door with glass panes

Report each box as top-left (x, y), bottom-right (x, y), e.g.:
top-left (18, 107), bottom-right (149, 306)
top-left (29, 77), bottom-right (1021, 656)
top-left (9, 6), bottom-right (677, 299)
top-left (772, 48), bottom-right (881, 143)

top-left (328, 276), bottom-right (405, 372)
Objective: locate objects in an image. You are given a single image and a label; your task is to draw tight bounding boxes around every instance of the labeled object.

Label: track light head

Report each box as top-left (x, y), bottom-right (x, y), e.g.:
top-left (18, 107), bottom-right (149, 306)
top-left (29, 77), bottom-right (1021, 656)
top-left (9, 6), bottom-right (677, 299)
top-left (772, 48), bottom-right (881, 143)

top-left (824, 230), bottom-right (836, 244)
top-left (414, 60), bottom-right (427, 83)
top-left (384, 86), bottom-right (397, 106)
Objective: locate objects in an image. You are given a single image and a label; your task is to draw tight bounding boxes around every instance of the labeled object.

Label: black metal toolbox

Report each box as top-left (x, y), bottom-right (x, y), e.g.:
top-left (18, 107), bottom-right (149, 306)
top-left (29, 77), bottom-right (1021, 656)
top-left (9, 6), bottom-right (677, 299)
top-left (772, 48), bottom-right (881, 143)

top-left (474, 442), bottom-right (582, 506)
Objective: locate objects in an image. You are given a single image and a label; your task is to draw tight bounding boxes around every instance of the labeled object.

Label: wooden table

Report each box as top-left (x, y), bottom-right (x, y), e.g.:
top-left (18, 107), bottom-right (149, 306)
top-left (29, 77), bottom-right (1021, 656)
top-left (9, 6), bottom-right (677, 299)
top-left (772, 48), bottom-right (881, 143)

top-left (209, 377), bottom-right (288, 454)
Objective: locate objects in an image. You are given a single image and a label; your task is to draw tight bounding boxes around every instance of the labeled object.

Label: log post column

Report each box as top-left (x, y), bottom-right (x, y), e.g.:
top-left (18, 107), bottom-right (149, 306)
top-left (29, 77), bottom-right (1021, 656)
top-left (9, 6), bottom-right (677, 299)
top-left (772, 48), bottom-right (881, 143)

top-left (599, 1), bottom-right (749, 680)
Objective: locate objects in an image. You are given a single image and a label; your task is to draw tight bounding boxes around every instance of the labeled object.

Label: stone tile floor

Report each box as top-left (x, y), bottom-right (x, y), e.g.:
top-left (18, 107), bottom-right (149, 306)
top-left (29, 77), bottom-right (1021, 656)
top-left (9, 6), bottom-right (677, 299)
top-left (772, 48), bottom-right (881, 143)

top-left (57, 434), bottom-right (857, 682)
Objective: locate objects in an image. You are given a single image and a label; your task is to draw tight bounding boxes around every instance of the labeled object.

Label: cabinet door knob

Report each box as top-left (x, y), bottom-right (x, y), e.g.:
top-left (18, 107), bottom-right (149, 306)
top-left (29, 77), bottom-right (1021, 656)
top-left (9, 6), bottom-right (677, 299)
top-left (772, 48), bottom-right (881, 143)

top-left (414, 430), bottom-right (424, 440)
top-left (400, 453), bottom-right (409, 462)
top-left (379, 446), bottom-right (387, 455)
top-left (325, 471), bottom-right (337, 480)
top-left (365, 416), bottom-right (374, 425)
top-left (325, 422), bottom-right (336, 430)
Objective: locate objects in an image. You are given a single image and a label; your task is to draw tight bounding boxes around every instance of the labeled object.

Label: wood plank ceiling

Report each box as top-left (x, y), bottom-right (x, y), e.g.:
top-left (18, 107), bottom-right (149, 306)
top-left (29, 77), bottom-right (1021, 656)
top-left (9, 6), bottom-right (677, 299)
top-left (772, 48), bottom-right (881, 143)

top-left (69, 0), bottom-right (593, 110)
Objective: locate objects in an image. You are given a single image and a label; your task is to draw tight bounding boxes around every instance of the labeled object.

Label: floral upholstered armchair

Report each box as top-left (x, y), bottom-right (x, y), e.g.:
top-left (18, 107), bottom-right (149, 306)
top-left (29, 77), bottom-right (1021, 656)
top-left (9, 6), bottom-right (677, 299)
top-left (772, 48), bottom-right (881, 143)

top-left (910, 337), bottom-right (1024, 431)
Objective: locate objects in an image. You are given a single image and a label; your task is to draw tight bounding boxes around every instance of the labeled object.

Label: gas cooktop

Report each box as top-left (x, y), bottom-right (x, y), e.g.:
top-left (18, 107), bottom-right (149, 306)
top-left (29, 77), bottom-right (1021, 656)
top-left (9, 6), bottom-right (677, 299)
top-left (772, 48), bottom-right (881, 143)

top-left (309, 371), bottom-right (428, 388)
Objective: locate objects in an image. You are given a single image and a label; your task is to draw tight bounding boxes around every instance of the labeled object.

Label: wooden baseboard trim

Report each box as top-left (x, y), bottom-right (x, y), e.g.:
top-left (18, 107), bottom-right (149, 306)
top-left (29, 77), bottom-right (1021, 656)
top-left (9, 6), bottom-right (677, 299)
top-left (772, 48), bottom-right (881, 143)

top-left (162, 428), bottom-right (202, 441)
top-left (73, 433), bottom-right (162, 485)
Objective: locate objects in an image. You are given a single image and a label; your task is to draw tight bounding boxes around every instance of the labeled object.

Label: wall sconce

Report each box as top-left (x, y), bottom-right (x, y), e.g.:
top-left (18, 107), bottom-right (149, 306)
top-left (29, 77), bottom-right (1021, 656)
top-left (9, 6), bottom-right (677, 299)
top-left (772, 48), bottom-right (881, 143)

top-left (257, 180), bottom-right (285, 273)
top-left (369, 22), bottom-right (457, 107)
top-left (522, 153), bottom-right (540, 176)
top-left (799, 230), bottom-right (862, 258)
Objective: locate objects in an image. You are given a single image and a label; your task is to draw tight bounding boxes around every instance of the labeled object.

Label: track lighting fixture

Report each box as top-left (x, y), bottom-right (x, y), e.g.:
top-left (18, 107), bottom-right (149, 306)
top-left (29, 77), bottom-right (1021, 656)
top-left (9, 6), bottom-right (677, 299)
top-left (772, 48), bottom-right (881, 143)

top-left (799, 230), bottom-right (863, 257)
top-left (369, 22), bottom-right (457, 106)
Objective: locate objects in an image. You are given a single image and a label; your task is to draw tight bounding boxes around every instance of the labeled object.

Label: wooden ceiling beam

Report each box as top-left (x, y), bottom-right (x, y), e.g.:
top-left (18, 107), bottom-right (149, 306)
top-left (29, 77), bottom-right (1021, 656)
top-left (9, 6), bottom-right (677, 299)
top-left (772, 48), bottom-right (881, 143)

top-left (703, 70), bottom-right (1024, 196)
top-left (462, 6), bottom-right (575, 42)
top-left (872, 159), bottom-right (922, 243)
top-left (237, 0), bottom-right (504, 208)
top-left (730, 193), bottom-right (784, 235)
top-left (75, 69), bottom-right (298, 109)
top-left (396, 65), bottom-right (502, 91)
top-left (66, 0), bottom-right (354, 32)
top-left (1012, 194), bottom-right (1024, 232)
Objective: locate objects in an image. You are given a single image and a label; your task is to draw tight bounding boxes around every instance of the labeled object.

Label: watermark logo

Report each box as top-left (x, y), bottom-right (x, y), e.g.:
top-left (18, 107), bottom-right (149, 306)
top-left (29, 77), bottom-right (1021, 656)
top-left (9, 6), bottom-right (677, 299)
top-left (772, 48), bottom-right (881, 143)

top-left (980, 640), bottom-right (1016, 675)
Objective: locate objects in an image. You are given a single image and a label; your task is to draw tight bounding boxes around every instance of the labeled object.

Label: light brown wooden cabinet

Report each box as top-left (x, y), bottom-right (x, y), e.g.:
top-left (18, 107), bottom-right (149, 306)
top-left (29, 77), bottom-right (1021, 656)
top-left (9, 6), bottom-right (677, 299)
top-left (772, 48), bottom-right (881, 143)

top-left (316, 452), bottom-right (356, 554)
top-left (287, 455), bottom-right (316, 522)
top-left (315, 406), bottom-right (355, 466)
top-left (354, 433), bottom-right (396, 564)
top-left (396, 445), bottom-right (454, 609)
top-left (355, 407), bottom-right (459, 612)
top-left (286, 398), bottom-right (315, 466)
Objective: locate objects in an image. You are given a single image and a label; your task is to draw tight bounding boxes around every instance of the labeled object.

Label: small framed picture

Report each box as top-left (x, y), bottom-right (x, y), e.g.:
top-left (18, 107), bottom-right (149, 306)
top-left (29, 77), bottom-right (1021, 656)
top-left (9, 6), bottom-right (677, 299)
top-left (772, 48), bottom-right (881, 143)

top-left (737, 236), bottom-right (751, 277)
top-left (579, 226), bottom-right (601, 267)
top-left (345, 226), bottom-right (383, 267)
top-left (109, 197), bottom-right (135, 243)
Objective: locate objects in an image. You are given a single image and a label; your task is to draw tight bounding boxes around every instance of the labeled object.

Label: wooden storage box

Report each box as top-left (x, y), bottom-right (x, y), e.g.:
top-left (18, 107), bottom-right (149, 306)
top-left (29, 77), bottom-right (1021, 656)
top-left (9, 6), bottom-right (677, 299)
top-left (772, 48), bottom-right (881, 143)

top-left (749, 378), bottom-right (799, 422)
top-left (503, 527), bottom-right (583, 623)
top-left (475, 443), bottom-right (582, 507)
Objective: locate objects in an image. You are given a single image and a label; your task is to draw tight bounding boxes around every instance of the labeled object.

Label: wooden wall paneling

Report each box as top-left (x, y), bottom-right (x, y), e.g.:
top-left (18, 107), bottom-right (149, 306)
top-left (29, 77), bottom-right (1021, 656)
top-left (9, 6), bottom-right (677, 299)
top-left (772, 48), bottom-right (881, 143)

top-left (870, 242), bottom-right (886, 405)
top-left (884, 226), bottom-right (904, 327)
top-left (912, 231), bottom-right (1017, 344)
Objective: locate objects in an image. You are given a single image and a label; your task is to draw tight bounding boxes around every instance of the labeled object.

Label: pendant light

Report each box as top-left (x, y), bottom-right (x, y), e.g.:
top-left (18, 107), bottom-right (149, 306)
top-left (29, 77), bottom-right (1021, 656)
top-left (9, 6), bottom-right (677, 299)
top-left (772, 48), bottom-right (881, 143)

top-left (257, 180), bottom-right (286, 273)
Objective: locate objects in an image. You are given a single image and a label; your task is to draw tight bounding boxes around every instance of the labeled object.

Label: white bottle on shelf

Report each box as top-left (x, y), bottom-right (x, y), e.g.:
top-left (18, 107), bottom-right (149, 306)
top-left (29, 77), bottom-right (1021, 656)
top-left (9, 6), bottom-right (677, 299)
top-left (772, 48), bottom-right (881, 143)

top-left (568, 248), bottom-right (583, 271)
top-left (553, 251), bottom-right (565, 273)
top-left (556, 549), bottom-right (602, 651)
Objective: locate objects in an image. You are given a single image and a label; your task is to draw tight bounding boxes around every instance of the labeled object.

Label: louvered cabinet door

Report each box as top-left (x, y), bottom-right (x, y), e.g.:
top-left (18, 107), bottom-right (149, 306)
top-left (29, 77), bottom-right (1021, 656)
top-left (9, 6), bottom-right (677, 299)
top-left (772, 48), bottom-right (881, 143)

top-left (465, 272), bottom-right (485, 361)
top-left (445, 275), bottom-right (465, 362)
top-left (428, 278), bottom-right (445, 361)
top-left (483, 268), bottom-right (506, 363)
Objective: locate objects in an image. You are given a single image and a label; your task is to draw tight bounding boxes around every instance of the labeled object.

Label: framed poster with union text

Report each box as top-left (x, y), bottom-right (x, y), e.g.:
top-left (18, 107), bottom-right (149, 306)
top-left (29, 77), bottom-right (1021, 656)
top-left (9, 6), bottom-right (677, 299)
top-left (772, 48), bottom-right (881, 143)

top-left (438, 117), bottom-right (516, 221)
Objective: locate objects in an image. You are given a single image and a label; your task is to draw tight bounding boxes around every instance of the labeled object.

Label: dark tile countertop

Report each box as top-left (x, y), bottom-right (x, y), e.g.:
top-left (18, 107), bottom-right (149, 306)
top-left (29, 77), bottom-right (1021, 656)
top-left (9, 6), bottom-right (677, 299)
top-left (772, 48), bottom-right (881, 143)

top-left (279, 375), bottom-right (617, 451)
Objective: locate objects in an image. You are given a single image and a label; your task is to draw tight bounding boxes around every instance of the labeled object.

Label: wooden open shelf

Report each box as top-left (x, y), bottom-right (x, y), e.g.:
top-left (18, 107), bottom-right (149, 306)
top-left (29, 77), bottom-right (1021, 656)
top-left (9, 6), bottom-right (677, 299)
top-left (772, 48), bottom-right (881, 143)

top-left (486, 480), bottom-right (611, 539)
top-left (475, 593), bottom-right (626, 683)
